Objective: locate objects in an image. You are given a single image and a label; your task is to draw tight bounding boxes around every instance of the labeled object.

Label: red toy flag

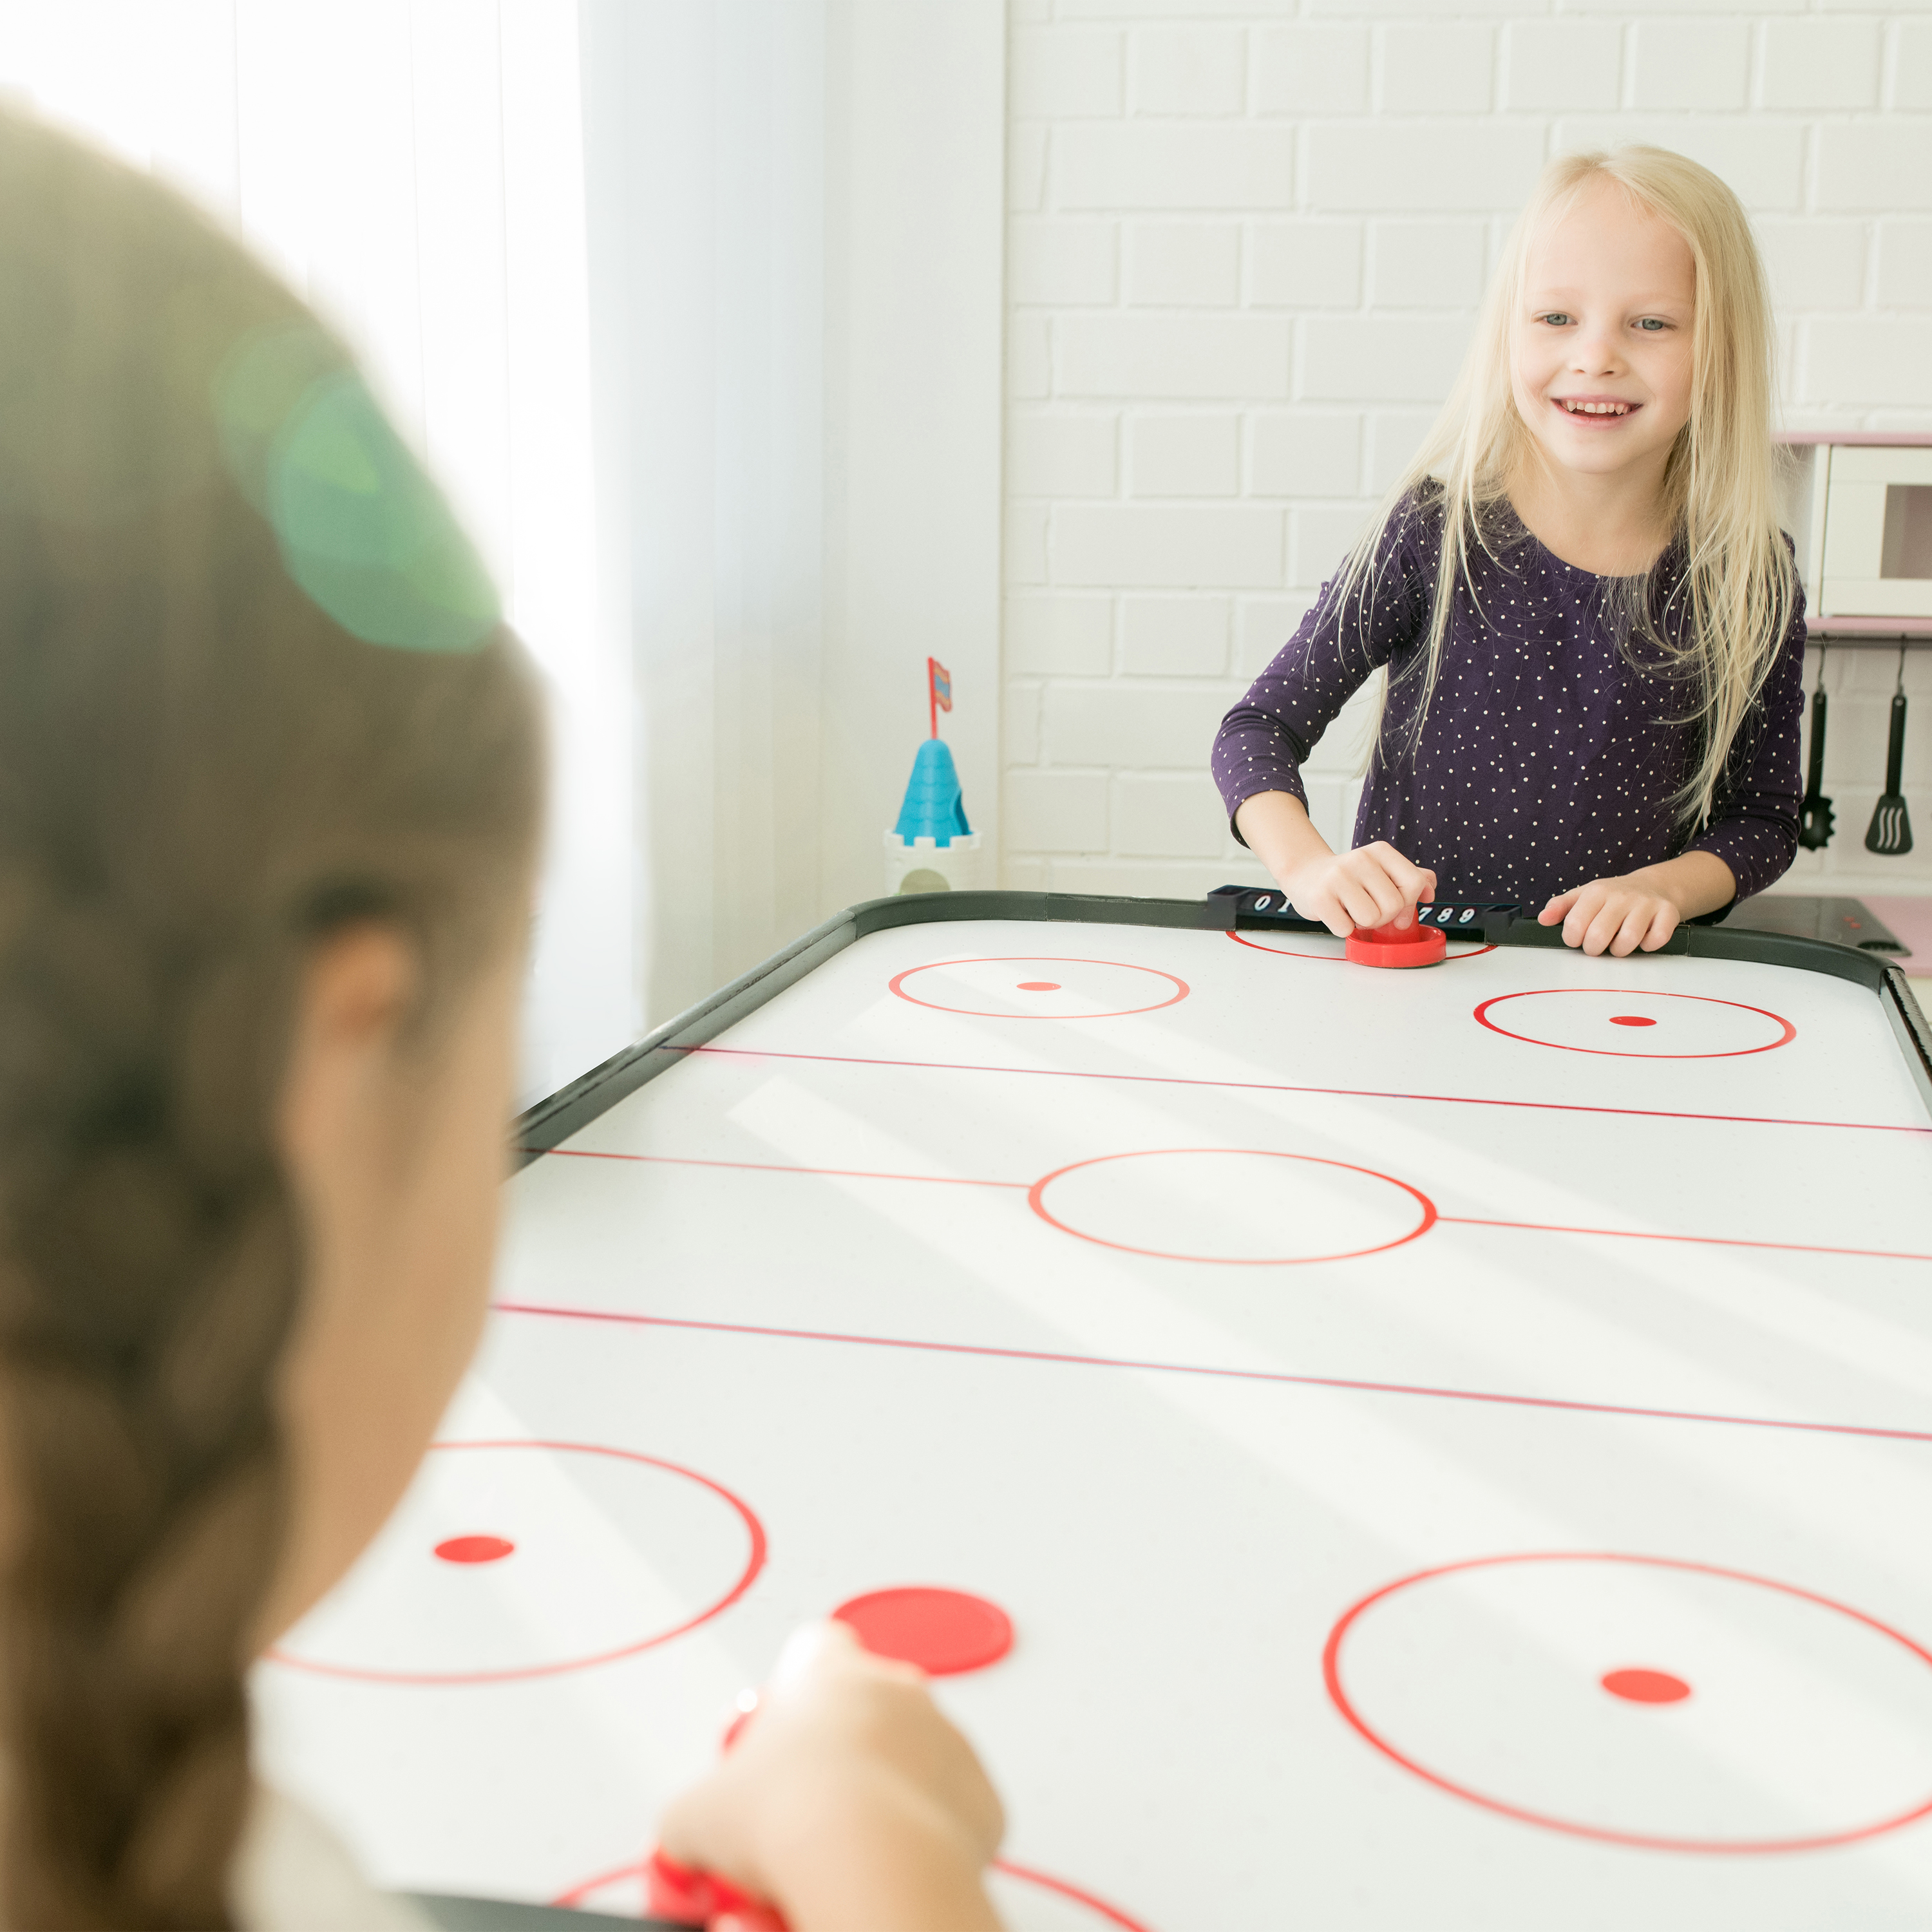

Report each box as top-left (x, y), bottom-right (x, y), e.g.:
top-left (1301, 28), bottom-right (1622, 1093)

top-left (927, 657), bottom-right (952, 739)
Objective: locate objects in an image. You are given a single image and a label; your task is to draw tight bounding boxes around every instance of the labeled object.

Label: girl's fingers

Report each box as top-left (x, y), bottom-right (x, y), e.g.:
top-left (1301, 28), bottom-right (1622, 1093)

top-left (1558, 893), bottom-right (1600, 947)
top-left (1540, 890), bottom-right (1580, 927)
top-left (1364, 846), bottom-right (1433, 923)
top-left (1334, 881), bottom-right (1380, 932)
top-left (1575, 899), bottom-right (1620, 954)
top-left (1365, 876), bottom-right (1410, 929)
top-left (1359, 863), bottom-right (1408, 926)
top-left (1642, 902), bottom-right (1680, 952)
top-left (1296, 885), bottom-right (1350, 937)
top-left (1610, 907), bottom-right (1649, 957)
top-left (1359, 871), bottom-right (1412, 930)
top-left (1394, 860), bottom-right (1437, 914)
top-left (1598, 905), bottom-right (1631, 956)
top-left (1296, 848), bottom-right (1434, 939)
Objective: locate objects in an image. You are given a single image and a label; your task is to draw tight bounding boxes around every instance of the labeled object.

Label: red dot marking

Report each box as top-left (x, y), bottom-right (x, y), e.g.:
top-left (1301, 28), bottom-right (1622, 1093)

top-left (1610, 1015), bottom-right (1658, 1028)
top-left (833, 1586), bottom-right (1014, 1676)
top-left (1602, 1667), bottom-right (1690, 1704)
top-left (435, 1534), bottom-right (515, 1565)
top-left (1017, 980), bottom-right (1061, 991)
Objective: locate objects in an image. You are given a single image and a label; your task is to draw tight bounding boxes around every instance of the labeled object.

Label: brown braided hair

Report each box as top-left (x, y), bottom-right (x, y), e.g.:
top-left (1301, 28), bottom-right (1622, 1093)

top-left (0, 112), bottom-right (542, 1926)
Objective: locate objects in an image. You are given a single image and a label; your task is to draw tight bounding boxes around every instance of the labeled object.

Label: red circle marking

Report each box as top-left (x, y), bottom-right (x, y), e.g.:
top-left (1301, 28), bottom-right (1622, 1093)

top-left (1609, 1015), bottom-right (1657, 1027)
top-left (1603, 1667), bottom-right (1690, 1704)
top-left (890, 957), bottom-right (1188, 1019)
top-left (1473, 989), bottom-right (1796, 1059)
top-left (992, 1861), bottom-right (1158, 1931)
top-left (555, 1857), bottom-right (1155, 1930)
top-left (1017, 980), bottom-right (1061, 991)
top-left (834, 1586), bottom-right (1014, 1676)
top-left (1229, 930), bottom-right (1497, 965)
top-left (1324, 1551), bottom-right (1932, 1853)
top-left (434, 1534), bottom-right (514, 1565)
top-left (269, 1441), bottom-right (766, 1686)
top-left (1029, 1148), bottom-right (1436, 1266)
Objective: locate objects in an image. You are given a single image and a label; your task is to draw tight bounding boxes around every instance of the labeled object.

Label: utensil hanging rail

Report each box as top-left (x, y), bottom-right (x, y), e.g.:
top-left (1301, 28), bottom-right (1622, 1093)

top-left (1803, 630), bottom-right (1932, 650)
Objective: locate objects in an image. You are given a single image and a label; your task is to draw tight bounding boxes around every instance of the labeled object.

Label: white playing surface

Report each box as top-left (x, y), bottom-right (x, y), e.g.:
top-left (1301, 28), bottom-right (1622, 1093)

top-left (254, 918), bottom-right (1932, 1930)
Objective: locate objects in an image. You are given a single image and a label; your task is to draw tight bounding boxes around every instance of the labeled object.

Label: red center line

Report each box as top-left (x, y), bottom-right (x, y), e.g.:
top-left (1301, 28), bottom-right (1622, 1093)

top-left (490, 1302), bottom-right (1932, 1450)
top-left (672, 1044), bottom-right (1932, 1138)
top-left (535, 1147), bottom-right (1027, 1189)
top-left (1437, 1216), bottom-right (1932, 1266)
top-left (535, 1148), bottom-right (1930, 1264)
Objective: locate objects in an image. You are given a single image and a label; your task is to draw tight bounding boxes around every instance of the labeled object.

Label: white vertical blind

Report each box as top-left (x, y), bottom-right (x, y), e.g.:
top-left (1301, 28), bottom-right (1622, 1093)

top-left (577, 0), bottom-right (1004, 1027)
top-left (0, 0), bottom-right (634, 1103)
top-left (579, 0), bottom-right (831, 1025)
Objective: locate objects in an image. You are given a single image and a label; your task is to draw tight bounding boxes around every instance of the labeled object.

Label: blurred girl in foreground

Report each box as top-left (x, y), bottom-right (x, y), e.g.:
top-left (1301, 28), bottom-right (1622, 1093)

top-left (0, 111), bottom-right (1001, 1931)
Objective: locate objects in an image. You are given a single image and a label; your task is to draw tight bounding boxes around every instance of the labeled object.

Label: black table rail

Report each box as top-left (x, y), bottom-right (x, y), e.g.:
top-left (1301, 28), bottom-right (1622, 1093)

top-left (409, 1894), bottom-right (679, 1931)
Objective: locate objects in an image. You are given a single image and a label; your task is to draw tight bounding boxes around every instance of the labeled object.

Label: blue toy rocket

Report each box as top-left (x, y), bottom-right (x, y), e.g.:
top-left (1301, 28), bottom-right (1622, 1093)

top-left (893, 737), bottom-right (972, 845)
top-left (885, 658), bottom-right (980, 893)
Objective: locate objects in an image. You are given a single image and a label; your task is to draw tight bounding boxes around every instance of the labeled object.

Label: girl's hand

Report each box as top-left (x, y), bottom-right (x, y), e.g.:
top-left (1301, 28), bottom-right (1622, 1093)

top-left (1231, 792), bottom-right (1435, 938)
top-left (1280, 841), bottom-right (1439, 939)
top-left (1539, 875), bottom-right (1681, 956)
top-left (657, 1622), bottom-right (1006, 1932)
top-left (1538, 853), bottom-right (1736, 957)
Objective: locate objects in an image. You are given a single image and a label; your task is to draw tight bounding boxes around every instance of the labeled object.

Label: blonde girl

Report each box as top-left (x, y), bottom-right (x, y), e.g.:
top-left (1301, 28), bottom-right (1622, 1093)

top-left (1215, 146), bottom-right (1803, 957)
top-left (0, 112), bottom-right (1001, 1932)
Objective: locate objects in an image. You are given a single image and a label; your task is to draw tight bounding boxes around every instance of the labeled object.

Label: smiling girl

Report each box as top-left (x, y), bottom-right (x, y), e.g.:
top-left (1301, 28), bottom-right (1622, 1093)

top-left (1215, 147), bottom-right (1803, 957)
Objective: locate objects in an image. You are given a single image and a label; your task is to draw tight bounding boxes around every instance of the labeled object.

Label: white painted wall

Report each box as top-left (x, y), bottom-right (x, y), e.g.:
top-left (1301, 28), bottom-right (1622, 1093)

top-left (1002, 3), bottom-right (1932, 905)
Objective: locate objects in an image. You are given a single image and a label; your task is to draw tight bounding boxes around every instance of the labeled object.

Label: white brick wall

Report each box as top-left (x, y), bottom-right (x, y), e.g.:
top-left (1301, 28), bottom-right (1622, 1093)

top-left (1002, 1), bottom-right (1932, 904)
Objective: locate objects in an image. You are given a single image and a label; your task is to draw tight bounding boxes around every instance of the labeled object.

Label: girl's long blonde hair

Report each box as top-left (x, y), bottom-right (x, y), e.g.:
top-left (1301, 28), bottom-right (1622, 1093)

top-left (1337, 146), bottom-right (1793, 830)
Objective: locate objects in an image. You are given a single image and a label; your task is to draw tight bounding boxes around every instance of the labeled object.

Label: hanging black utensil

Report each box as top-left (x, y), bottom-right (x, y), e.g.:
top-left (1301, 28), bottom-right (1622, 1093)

top-left (1798, 641), bottom-right (1833, 849)
top-left (1864, 644), bottom-right (1913, 857)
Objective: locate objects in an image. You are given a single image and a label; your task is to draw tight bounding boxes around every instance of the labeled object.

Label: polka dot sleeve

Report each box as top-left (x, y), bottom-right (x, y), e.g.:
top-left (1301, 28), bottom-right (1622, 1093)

top-left (1212, 500), bottom-right (1433, 842)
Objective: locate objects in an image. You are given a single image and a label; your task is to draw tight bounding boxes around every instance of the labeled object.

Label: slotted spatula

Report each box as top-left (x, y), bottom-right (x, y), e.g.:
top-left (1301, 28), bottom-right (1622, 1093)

top-left (1798, 641), bottom-right (1833, 849)
top-left (1864, 645), bottom-right (1913, 858)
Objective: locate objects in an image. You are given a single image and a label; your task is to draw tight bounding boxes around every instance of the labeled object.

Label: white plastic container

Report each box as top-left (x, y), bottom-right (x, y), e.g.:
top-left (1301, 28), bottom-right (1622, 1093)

top-left (884, 829), bottom-right (981, 895)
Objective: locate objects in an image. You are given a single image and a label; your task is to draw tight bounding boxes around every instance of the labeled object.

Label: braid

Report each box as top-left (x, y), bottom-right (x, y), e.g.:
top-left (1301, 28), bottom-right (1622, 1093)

top-left (0, 900), bottom-right (303, 1927)
top-left (0, 110), bottom-right (542, 1928)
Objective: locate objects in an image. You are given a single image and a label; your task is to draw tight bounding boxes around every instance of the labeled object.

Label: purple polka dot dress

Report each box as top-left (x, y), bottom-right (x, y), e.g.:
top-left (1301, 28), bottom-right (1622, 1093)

top-left (1212, 494), bottom-right (1805, 913)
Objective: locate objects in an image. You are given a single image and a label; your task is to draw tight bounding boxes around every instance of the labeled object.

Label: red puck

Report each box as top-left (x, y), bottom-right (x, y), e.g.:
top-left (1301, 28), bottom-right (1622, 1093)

top-left (1602, 1667), bottom-right (1691, 1704)
top-left (434, 1535), bottom-right (515, 1565)
top-left (1345, 918), bottom-right (1446, 969)
top-left (833, 1586), bottom-right (1015, 1676)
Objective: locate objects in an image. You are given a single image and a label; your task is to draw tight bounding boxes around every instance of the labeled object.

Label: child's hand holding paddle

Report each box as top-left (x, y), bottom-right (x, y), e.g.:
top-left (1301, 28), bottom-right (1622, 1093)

top-left (657, 1622), bottom-right (1006, 1932)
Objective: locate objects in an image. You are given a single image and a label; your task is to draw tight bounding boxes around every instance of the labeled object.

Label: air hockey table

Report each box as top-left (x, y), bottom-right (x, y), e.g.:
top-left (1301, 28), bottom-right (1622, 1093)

top-left (254, 888), bottom-right (1932, 1932)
